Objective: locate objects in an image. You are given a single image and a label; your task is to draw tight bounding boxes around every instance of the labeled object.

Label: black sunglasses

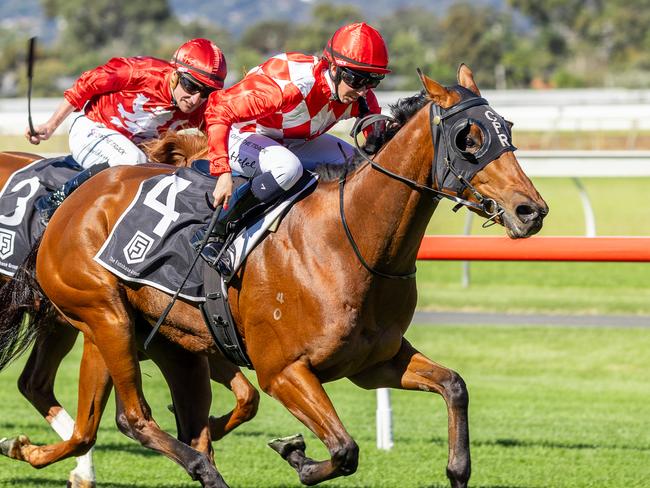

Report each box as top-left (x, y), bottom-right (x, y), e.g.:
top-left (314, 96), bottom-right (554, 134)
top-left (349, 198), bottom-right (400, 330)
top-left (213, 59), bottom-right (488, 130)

top-left (339, 67), bottom-right (384, 90)
top-left (178, 73), bottom-right (215, 98)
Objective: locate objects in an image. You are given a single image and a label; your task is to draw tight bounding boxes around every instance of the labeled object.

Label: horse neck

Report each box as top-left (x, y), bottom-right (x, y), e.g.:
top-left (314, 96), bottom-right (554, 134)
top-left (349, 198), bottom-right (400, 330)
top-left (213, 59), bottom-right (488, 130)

top-left (343, 105), bottom-right (437, 273)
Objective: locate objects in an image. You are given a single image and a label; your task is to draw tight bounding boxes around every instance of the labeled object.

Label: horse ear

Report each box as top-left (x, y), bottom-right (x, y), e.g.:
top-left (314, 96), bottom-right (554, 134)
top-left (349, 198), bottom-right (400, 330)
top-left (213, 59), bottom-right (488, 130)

top-left (416, 68), bottom-right (455, 109)
top-left (457, 64), bottom-right (481, 96)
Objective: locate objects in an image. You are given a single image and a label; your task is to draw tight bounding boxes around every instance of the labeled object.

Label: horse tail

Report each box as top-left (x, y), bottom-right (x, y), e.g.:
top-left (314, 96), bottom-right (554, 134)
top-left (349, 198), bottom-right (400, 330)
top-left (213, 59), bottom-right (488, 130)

top-left (143, 130), bottom-right (208, 167)
top-left (0, 238), bottom-right (51, 371)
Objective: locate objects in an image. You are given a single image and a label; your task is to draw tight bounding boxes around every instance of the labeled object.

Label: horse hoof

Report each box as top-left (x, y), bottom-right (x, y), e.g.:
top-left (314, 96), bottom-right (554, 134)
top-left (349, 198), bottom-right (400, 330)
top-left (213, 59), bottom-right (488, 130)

top-left (268, 433), bottom-right (306, 459)
top-left (67, 472), bottom-right (96, 488)
top-left (0, 435), bottom-right (30, 460)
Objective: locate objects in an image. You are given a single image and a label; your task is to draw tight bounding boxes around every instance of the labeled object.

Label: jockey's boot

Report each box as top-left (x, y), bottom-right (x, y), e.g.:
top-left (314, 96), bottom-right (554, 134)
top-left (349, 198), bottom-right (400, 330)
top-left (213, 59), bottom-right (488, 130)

top-left (194, 181), bottom-right (261, 276)
top-left (35, 162), bottom-right (110, 224)
top-left (193, 172), bottom-right (285, 276)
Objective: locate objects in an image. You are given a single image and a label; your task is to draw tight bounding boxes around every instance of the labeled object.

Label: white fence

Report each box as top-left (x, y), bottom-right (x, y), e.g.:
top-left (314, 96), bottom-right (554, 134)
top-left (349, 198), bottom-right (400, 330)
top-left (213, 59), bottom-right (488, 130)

top-left (376, 89), bottom-right (650, 131)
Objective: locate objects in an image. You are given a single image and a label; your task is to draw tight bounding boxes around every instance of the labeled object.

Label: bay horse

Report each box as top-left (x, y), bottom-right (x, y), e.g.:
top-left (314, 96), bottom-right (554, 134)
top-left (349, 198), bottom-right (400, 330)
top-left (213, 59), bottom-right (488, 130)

top-left (0, 66), bottom-right (547, 487)
top-left (0, 145), bottom-right (258, 487)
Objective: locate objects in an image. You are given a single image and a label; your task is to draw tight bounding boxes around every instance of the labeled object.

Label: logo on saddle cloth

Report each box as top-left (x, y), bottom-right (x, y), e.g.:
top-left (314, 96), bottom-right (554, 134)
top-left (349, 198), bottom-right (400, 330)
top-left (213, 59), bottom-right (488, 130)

top-left (0, 228), bottom-right (16, 260)
top-left (94, 168), bottom-right (319, 302)
top-left (123, 231), bottom-right (155, 264)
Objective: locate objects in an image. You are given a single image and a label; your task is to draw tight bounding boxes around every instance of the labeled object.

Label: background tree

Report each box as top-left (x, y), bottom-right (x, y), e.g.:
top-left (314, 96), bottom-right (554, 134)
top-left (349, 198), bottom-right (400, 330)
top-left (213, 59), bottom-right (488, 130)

top-left (508, 0), bottom-right (650, 86)
top-left (287, 4), bottom-right (364, 55)
top-left (377, 8), bottom-right (454, 89)
top-left (4, 0), bottom-right (650, 96)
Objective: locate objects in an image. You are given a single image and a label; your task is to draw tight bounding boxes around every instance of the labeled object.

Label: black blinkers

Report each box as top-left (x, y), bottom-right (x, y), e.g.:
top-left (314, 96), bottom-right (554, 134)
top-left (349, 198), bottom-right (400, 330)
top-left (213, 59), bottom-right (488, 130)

top-left (432, 86), bottom-right (516, 197)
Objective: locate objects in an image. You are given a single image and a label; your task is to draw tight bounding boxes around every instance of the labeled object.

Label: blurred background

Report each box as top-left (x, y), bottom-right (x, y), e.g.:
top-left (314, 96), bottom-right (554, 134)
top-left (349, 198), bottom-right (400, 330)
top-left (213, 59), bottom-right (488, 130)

top-left (3, 0), bottom-right (650, 94)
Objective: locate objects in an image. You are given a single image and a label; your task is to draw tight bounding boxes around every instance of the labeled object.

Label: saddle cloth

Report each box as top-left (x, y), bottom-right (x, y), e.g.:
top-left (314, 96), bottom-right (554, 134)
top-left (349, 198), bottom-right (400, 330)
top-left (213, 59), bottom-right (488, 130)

top-left (0, 156), bottom-right (82, 277)
top-left (94, 167), bottom-right (318, 302)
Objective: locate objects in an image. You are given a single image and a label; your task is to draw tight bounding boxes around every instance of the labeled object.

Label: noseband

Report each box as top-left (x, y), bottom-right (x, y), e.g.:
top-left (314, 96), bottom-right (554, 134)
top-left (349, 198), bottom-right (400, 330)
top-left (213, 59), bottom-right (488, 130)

top-left (342, 87), bottom-right (517, 279)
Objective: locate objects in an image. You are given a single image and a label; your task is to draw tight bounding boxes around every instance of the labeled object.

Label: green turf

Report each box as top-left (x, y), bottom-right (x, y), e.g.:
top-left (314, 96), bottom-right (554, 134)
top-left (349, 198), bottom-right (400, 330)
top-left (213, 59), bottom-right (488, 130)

top-left (0, 324), bottom-right (649, 487)
top-left (418, 177), bottom-right (650, 315)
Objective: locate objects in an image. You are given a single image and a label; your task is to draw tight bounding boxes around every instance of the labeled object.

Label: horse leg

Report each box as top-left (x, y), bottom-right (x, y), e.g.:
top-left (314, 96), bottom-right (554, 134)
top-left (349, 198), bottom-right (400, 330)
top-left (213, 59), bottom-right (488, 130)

top-left (1, 336), bottom-right (112, 477)
top-left (206, 354), bottom-right (259, 441)
top-left (77, 308), bottom-right (227, 488)
top-left (262, 359), bottom-right (359, 485)
top-left (348, 339), bottom-right (470, 488)
top-left (135, 329), bottom-right (214, 458)
top-left (17, 321), bottom-right (98, 487)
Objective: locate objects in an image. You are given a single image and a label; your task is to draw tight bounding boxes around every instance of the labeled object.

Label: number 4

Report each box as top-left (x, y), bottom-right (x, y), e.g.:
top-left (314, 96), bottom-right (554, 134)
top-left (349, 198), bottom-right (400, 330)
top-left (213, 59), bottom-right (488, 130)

top-left (142, 175), bottom-right (192, 237)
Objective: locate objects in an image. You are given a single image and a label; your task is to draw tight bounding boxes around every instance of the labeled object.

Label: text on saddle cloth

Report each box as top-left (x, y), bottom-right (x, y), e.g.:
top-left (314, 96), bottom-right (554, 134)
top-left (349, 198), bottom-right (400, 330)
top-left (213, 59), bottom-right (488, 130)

top-left (94, 167), bottom-right (318, 302)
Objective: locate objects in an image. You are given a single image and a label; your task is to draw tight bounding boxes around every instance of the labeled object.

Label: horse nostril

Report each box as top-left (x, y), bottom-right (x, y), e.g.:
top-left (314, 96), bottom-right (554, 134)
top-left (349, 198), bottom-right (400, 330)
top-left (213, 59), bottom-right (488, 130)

top-left (516, 204), bottom-right (539, 224)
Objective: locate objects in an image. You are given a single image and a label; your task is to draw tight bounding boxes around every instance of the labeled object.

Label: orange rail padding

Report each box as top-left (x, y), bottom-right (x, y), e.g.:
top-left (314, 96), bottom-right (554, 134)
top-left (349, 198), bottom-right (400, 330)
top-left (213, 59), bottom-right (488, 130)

top-left (417, 236), bottom-right (650, 262)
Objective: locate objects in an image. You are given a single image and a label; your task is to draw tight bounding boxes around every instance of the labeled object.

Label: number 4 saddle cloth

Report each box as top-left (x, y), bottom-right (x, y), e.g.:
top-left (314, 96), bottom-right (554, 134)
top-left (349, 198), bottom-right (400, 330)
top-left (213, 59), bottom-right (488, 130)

top-left (94, 167), bottom-right (317, 301)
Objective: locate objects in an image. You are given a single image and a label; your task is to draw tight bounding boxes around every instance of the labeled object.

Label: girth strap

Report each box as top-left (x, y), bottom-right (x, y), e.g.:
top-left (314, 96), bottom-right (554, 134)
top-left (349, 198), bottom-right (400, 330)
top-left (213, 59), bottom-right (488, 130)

top-left (199, 272), bottom-right (253, 369)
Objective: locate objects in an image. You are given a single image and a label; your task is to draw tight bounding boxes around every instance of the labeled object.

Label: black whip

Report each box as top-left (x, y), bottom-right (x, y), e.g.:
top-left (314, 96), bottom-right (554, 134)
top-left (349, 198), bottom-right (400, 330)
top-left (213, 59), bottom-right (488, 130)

top-left (27, 37), bottom-right (37, 137)
top-left (144, 204), bottom-right (222, 350)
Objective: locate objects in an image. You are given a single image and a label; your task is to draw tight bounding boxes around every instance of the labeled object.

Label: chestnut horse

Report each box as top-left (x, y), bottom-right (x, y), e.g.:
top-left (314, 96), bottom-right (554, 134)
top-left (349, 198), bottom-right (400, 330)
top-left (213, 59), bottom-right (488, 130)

top-left (0, 66), bottom-right (547, 487)
top-left (0, 145), bottom-right (258, 487)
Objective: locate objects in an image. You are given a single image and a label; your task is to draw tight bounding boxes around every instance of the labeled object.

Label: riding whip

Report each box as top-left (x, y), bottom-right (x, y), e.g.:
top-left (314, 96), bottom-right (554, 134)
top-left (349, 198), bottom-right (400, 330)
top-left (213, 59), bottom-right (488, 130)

top-left (144, 203), bottom-right (222, 350)
top-left (27, 37), bottom-right (37, 137)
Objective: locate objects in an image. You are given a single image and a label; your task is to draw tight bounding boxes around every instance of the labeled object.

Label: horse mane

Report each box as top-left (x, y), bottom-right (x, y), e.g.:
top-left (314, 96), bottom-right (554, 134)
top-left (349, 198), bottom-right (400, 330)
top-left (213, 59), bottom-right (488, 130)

top-left (143, 131), bottom-right (208, 167)
top-left (313, 91), bottom-right (430, 182)
top-left (388, 91), bottom-right (429, 132)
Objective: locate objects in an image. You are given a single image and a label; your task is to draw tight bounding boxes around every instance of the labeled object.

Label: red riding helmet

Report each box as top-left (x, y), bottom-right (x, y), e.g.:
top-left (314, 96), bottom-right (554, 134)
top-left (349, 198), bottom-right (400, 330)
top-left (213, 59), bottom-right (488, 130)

top-left (171, 38), bottom-right (227, 90)
top-left (323, 22), bottom-right (390, 74)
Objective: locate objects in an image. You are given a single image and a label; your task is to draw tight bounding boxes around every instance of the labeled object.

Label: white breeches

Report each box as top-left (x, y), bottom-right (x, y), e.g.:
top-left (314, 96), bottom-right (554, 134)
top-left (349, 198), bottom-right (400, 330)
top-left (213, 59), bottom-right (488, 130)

top-left (228, 127), bottom-right (355, 189)
top-left (68, 114), bottom-right (148, 169)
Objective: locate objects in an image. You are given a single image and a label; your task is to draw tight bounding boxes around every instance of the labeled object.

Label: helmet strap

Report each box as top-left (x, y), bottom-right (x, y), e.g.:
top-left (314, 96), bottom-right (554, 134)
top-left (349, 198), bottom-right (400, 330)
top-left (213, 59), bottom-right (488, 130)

top-left (329, 64), bottom-right (342, 102)
top-left (169, 71), bottom-right (179, 107)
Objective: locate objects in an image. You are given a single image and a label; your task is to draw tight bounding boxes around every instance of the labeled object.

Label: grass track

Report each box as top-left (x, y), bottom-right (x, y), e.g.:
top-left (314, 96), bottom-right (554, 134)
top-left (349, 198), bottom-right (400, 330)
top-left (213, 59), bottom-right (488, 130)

top-left (0, 323), bottom-right (649, 487)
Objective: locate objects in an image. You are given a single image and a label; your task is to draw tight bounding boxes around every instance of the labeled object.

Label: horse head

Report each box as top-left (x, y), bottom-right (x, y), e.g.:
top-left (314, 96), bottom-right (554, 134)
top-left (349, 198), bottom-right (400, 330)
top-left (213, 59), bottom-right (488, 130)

top-left (417, 64), bottom-right (548, 238)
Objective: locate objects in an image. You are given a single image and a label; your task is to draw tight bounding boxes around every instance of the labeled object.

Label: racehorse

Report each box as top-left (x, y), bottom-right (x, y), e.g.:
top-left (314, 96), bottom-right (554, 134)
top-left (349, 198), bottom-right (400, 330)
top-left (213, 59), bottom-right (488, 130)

top-left (0, 146), bottom-right (258, 488)
top-left (0, 66), bottom-right (547, 487)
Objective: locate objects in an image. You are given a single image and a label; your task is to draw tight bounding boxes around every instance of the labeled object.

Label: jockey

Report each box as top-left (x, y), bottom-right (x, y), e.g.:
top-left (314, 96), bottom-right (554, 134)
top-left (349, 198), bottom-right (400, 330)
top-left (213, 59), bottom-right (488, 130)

top-left (26, 38), bottom-right (226, 222)
top-left (199, 22), bottom-right (390, 275)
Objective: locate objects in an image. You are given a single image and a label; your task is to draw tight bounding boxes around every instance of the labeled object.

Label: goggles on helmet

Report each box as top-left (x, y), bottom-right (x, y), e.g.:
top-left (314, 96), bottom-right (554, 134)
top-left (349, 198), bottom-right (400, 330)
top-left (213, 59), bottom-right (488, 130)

top-left (339, 67), bottom-right (384, 90)
top-left (178, 73), bottom-right (215, 98)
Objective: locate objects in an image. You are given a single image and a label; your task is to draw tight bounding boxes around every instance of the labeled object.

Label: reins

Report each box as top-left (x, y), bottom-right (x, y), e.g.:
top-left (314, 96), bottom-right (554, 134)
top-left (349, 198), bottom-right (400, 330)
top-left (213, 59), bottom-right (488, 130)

top-left (339, 90), bottom-right (508, 280)
top-left (338, 160), bottom-right (416, 280)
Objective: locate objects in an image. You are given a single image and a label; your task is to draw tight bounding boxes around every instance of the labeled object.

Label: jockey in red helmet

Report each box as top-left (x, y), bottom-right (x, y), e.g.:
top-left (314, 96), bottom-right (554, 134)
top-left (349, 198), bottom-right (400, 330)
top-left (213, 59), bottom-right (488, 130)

top-left (27, 38), bottom-right (227, 223)
top-left (323, 22), bottom-right (391, 102)
top-left (171, 38), bottom-right (227, 92)
top-left (198, 23), bottom-right (391, 276)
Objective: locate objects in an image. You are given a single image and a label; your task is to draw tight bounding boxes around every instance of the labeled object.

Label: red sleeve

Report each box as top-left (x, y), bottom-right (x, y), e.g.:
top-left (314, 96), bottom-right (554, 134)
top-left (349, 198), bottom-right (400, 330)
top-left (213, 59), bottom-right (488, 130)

top-left (63, 57), bottom-right (134, 110)
top-left (365, 90), bottom-right (381, 115)
top-left (204, 74), bottom-right (284, 176)
top-left (362, 90), bottom-right (382, 139)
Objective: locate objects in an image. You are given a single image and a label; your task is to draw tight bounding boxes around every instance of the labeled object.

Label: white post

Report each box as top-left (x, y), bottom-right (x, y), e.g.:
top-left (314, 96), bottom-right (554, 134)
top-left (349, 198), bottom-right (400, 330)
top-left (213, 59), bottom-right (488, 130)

top-left (376, 388), bottom-right (393, 450)
top-left (461, 211), bottom-right (474, 288)
top-left (571, 177), bottom-right (597, 237)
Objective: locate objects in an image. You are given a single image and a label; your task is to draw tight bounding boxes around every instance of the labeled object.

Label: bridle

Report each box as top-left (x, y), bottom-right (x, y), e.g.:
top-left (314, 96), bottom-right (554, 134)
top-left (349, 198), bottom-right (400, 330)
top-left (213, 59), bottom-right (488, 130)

top-left (340, 85), bottom-right (516, 280)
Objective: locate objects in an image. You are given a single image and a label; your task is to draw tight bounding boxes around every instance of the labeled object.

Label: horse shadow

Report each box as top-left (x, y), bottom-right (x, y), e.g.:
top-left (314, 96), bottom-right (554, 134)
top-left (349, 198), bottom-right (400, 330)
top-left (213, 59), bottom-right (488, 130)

top-left (426, 435), bottom-right (650, 452)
